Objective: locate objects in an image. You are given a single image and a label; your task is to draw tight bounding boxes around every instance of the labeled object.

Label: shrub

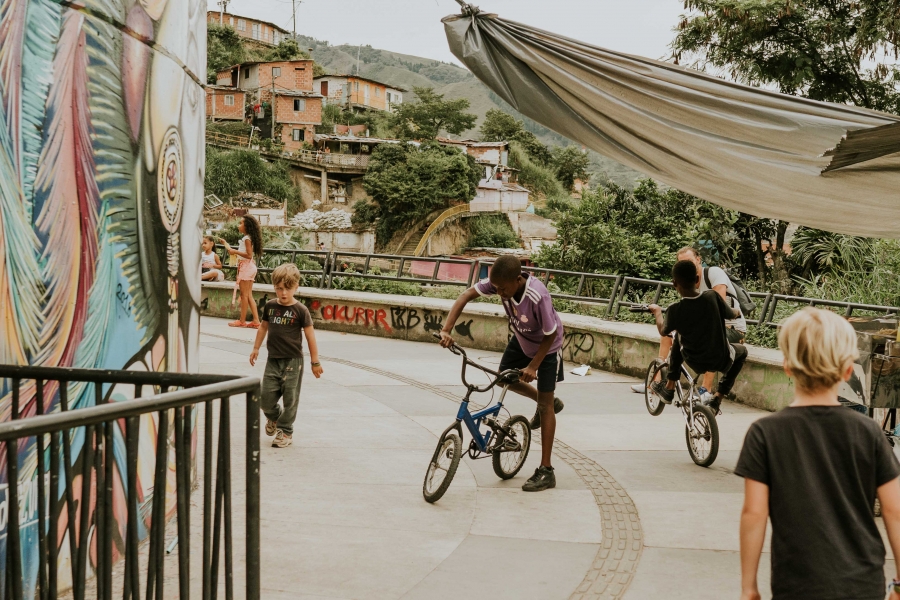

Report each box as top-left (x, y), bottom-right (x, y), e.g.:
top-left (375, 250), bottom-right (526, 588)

top-left (467, 215), bottom-right (519, 249)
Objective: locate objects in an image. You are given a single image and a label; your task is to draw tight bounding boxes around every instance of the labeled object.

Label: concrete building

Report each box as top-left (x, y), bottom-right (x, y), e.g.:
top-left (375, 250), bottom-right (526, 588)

top-left (206, 86), bottom-right (246, 121)
top-left (206, 11), bottom-right (289, 46)
top-left (470, 178), bottom-right (531, 212)
top-left (437, 138), bottom-right (509, 167)
top-left (314, 75), bottom-right (405, 112)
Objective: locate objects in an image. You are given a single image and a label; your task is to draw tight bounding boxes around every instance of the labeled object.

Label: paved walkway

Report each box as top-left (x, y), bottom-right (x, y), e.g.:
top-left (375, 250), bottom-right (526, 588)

top-left (198, 317), bottom-right (894, 599)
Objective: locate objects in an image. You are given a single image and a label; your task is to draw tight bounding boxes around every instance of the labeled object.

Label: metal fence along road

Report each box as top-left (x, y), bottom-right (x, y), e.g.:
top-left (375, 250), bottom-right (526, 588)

top-left (213, 247), bottom-right (899, 328)
top-left (0, 366), bottom-right (261, 600)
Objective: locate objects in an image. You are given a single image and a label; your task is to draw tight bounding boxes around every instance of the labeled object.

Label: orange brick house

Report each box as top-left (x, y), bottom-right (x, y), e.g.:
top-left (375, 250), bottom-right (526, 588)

top-left (216, 59), bottom-right (322, 151)
top-left (274, 91), bottom-right (322, 150)
top-left (206, 86), bottom-right (246, 121)
top-left (206, 11), bottom-right (289, 46)
top-left (314, 75), bottom-right (405, 112)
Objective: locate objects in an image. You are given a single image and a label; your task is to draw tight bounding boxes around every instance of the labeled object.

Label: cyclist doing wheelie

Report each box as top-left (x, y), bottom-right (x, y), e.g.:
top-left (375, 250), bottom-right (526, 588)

top-left (440, 255), bottom-right (564, 492)
top-left (649, 260), bottom-right (748, 415)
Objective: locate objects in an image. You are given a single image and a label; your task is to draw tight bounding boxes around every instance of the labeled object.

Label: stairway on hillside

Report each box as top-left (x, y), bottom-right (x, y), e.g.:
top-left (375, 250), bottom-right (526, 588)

top-left (399, 227), bottom-right (427, 256)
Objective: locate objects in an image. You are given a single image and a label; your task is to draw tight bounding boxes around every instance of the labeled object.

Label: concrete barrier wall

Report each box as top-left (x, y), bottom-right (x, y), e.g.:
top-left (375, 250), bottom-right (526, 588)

top-left (202, 283), bottom-right (796, 412)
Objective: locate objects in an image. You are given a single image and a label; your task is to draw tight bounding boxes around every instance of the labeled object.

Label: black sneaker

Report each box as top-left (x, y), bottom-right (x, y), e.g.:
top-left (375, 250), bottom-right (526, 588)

top-left (522, 466), bottom-right (556, 492)
top-left (650, 381), bottom-right (675, 403)
top-left (530, 397), bottom-right (565, 430)
top-left (703, 395), bottom-right (722, 415)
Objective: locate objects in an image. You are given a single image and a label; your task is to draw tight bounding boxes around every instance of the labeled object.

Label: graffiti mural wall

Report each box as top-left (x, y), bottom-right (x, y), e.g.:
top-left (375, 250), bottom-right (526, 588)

top-left (0, 0), bottom-right (204, 593)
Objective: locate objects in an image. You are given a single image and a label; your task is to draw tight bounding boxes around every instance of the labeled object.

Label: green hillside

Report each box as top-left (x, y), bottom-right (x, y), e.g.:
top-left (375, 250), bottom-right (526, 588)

top-left (299, 36), bottom-right (643, 188)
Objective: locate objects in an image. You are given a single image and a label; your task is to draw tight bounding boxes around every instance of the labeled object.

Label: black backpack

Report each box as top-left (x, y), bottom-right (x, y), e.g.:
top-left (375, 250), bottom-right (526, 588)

top-left (704, 267), bottom-right (757, 317)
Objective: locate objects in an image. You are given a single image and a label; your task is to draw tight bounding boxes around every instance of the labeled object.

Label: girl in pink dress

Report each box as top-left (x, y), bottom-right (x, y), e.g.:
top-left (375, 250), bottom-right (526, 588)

top-left (220, 215), bottom-right (263, 328)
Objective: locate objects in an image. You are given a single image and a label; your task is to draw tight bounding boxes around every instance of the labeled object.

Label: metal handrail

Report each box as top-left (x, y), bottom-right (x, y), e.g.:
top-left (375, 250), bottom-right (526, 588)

top-left (413, 204), bottom-right (471, 257)
top-left (0, 365), bottom-right (262, 599)
top-left (203, 248), bottom-right (900, 327)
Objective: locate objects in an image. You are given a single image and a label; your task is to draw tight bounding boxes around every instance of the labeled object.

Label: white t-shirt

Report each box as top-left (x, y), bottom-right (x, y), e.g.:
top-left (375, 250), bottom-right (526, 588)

top-left (700, 266), bottom-right (747, 332)
top-left (201, 250), bottom-right (217, 269)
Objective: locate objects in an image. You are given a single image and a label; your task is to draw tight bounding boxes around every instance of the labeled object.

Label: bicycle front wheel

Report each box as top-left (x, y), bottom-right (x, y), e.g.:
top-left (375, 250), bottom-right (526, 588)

top-left (644, 359), bottom-right (668, 416)
top-left (423, 433), bottom-right (461, 503)
top-left (685, 404), bottom-right (719, 467)
top-left (492, 415), bottom-right (531, 480)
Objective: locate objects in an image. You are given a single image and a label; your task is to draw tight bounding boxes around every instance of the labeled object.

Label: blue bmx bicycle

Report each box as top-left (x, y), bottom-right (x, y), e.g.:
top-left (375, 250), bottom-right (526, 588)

top-left (423, 332), bottom-right (532, 503)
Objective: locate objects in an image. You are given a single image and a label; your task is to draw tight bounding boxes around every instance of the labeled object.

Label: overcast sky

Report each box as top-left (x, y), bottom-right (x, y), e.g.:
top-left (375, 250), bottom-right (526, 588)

top-left (208, 0), bottom-right (687, 65)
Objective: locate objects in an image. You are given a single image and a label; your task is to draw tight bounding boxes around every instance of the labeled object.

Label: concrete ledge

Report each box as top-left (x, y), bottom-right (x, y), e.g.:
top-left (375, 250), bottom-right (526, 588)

top-left (201, 282), bottom-right (793, 411)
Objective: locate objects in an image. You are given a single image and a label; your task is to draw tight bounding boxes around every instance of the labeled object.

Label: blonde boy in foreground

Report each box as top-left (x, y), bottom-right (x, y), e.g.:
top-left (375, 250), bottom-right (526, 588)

top-left (249, 264), bottom-right (323, 448)
top-left (738, 308), bottom-right (900, 600)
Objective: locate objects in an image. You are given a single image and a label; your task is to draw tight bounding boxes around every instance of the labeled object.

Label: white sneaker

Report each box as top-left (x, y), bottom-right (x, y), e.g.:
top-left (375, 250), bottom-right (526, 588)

top-left (699, 391), bottom-right (715, 405)
top-left (272, 430), bottom-right (293, 448)
top-left (631, 383), bottom-right (646, 394)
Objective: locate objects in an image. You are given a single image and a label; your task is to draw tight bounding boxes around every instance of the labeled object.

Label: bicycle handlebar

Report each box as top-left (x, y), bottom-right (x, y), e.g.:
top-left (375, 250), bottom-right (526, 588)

top-left (431, 332), bottom-right (521, 392)
top-left (629, 304), bottom-right (667, 314)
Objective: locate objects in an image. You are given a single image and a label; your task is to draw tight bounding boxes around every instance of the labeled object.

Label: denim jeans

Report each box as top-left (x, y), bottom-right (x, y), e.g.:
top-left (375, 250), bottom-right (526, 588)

top-left (261, 357), bottom-right (303, 435)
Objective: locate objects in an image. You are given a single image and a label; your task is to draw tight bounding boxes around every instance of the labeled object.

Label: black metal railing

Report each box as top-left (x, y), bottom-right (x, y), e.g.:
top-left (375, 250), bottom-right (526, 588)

top-left (0, 366), bottom-right (261, 600)
top-left (204, 247), bottom-right (900, 327)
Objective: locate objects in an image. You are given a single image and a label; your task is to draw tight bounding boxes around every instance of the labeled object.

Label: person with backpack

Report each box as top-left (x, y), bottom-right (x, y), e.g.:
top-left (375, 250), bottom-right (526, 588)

top-left (631, 246), bottom-right (753, 405)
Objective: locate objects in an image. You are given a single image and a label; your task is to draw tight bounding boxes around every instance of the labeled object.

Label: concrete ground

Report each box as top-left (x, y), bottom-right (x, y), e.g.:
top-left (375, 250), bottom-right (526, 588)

top-left (198, 317), bottom-right (895, 600)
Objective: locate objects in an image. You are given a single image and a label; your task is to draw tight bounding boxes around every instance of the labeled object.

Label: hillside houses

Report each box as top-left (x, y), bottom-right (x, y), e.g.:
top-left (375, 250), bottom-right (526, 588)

top-left (207, 11), bottom-right (289, 46)
top-left (314, 75), bottom-right (405, 113)
top-left (216, 59), bottom-right (323, 150)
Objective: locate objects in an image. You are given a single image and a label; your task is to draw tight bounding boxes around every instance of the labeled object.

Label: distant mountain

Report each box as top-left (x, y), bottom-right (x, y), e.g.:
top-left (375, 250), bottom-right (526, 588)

top-left (299, 36), bottom-right (643, 188)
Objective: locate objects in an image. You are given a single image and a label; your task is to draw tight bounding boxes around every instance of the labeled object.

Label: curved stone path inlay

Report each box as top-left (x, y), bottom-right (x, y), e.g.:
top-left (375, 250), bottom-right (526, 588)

top-left (205, 333), bottom-right (644, 599)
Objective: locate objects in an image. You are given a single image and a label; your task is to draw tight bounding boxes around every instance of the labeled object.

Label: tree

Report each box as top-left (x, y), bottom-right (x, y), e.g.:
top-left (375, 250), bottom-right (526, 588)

top-left (670, 0), bottom-right (900, 290)
top-left (550, 146), bottom-right (590, 191)
top-left (481, 108), bottom-right (552, 164)
top-left (390, 87), bottom-right (477, 140)
top-left (672, 0), bottom-right (900, 112)
top-left (362, 142), bottom-right (481, 244)
top-left (207, 24), bottom-right (245, 83)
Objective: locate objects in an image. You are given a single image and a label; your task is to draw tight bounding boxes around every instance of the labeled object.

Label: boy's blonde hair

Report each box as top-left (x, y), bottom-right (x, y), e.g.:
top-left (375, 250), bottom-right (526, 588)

top-left (778, 307), bottom-right (859, 392)
top-left (272, 263), bottom-right (301, 289)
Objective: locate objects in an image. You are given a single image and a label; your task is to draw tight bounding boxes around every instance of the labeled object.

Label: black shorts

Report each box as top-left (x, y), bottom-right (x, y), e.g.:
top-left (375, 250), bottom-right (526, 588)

top-left (499, 335), bottom-right (564, 393)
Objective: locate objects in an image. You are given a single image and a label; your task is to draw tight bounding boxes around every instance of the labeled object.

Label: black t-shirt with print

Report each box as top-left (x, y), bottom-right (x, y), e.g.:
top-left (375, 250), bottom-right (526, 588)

top-left (736, 406), bottom-right (900, 600)
top-left (261, 300), bottom-right (312, 359)
top-left (662, 290), bottom-right (737, 374)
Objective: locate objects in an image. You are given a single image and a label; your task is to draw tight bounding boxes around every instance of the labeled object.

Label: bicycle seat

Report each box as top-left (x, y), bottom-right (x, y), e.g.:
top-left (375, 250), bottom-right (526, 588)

top-left (497, 369), bottom-right (521, 385)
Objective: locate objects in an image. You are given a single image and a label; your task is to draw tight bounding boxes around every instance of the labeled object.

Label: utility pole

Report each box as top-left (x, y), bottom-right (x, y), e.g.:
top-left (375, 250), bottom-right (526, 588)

top-left (217, 0), bottom-right (229, 24)
top-left (356, 44), bottom-right (361, 76)
top-left (292, 0), bottom-right (300, 38)
top-left (271, 70), bottom-right (277, 142)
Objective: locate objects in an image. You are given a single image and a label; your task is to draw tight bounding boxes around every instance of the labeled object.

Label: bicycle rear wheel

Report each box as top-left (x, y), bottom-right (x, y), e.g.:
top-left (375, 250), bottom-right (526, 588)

top-left (492, 415), bottom-right (531, 480)
top-left (644, 359), bottom-right (668, 416)
top-left (685, 404), bottom-right (719, 467)
top-left (423, 433), bottom-right (461, 503)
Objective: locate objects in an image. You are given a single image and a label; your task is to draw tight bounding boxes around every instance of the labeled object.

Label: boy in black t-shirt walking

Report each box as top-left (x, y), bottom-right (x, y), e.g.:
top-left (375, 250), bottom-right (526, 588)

top-left (250, 264), bottom-right (323, 448)
top-left (736, 308), bottom-right (900, 600)
top-left (648, 259), bottom-right (748, 414)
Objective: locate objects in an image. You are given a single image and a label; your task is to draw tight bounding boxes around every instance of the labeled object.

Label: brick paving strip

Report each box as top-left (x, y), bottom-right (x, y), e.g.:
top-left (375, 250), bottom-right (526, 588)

top-left (203, 333), bottom-right (646, 599)
top-left (316, 354), bottom-right (645, 600)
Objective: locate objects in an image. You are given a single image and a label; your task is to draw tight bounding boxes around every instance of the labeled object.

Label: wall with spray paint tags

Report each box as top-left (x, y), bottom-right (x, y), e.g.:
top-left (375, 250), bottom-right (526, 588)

top-left (201, 283), bottom-right (796, 412)
top-left (0, 0), bottom-right (204, 593)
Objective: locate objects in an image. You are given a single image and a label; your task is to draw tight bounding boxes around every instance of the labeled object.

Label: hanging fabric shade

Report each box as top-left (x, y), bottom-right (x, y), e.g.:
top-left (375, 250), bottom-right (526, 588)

top-left (443, 4), bottom-right (900, 238)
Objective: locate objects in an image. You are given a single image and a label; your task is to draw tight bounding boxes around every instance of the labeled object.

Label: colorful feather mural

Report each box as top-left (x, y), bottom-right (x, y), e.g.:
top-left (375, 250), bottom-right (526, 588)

top-left (0, 0), bottom-right (204, 593)
top-left (33, 10), bottom-right (99, 372)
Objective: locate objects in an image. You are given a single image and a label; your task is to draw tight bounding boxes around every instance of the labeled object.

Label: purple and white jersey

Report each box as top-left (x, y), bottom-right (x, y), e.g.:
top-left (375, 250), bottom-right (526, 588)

top-left (474, 273), bottom-right (564, 357)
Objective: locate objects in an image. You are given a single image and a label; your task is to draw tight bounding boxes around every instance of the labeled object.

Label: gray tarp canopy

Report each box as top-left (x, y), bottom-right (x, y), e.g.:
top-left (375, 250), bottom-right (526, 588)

top-left (443, 5), bottom-right (900, 238)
